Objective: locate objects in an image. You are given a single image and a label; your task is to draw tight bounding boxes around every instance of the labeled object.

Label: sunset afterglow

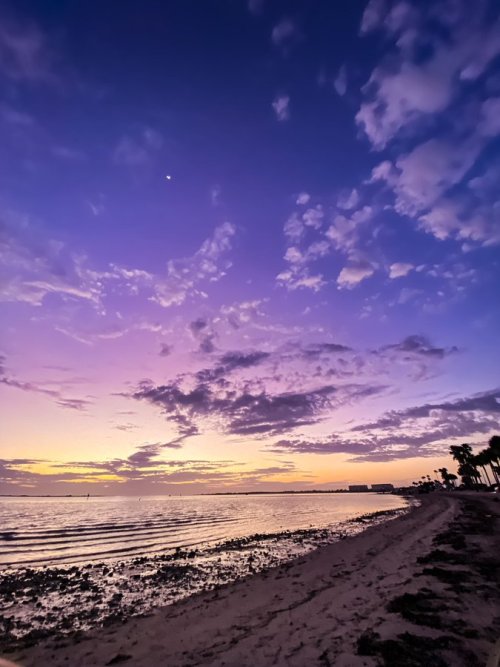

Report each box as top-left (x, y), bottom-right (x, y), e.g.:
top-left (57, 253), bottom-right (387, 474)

top-left (1, 0), bottom-right (499, 495)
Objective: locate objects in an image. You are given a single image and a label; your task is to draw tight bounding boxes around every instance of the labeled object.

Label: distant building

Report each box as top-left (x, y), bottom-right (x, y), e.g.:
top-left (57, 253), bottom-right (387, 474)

top-left (371, 483), bottom-right (394, 492)
top-left (348, 484), bottom-right (369, 492)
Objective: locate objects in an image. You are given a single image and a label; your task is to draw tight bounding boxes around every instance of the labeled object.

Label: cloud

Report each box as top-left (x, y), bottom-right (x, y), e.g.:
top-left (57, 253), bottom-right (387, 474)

top-left (1, 213), bottom-right (239, 317)
top-left (118, 329), bottom-right (461, 460)
top-left (0, 213), bottom-right (102, 308)
top-left (356, 1), bottom-right (500, 150)
top-left (278, 202), bottom-right (332, 292)
top-left (219, 299), bottom-right (267, 330)
top-left (248, 0), bottom-right (265, 15)
top-left (337, 262), bottom-right (375, 289)
top-left (326, 206), bottom-right (373, 254)
top-left (0, 448), bottom-right (299, 493)
top-left (379, 335), bottom-right (458, 360)
top-left (278, 192), bottom-right (375, 293)
top-left (271, 18), bottom-right (300, 51)
top-left (337, 189), bottom-right (360, 211)
top-left (391, 138), bottom-right (483, 216)
top-left (189, 317), bottom-right (218, 354)
top-left (152, 222), bottom-right (236, 308)
top-left (389, 262), bottom-right (414, 278)
top-left (334, 65), bottom-right (347, 96)
top-left (113, 127), bottom-right (163, 167)
top-left (479, 97), bottom-right (500, 137)
top-left (360, 0), bottom-right (388, 34)
top-left (159, 343), bottom-right (172, 357)
top-left (210, 184), bottom-right (221, 206)
top-left (356, 62), bottom-right (453, 150)
top-left (276, 269), bottom-right (326, 292)
top-left (301, 342), bottom-right (353, 359)
top-left (0, 355), bottom-right (92, 411)
top-left (296, 192), bottom-right (310, 205)
top-left (353, 1), bottom-right (500, 254)
top-left (0, 102), bottom-right (35, 126)
top-left (370, 133), bottom-right (500, 247)
top-left (272, 94), bottom-right (290, 121)
top-left (196, 350), bottom-right (270, 383)
top-left (133, 376), bottom-right (338, 438)
top-left (0, 15), bottom-right (57, 84)
top-left (270, 388), bottom-right (500, 462)
top-left (131, 335), bottom-right (412, 443)
top-left (352, 388), bottom-right (500, 434)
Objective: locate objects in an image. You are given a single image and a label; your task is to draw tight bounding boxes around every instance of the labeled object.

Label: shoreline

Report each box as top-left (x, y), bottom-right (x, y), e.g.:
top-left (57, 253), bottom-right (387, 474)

top-left (6, 493), bottom-right (500, 666)
top-left (0, 504), bottom-right (410, 652)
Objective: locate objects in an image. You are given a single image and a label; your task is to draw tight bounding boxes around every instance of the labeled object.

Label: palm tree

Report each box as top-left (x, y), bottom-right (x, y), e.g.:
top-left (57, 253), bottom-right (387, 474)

top-left (475, 450), bottom-right (492, 486)
top-left (488, 435), bottom-right (500, 479)
top-left (484, 447), bottom-right (500, 484)
top-left (449, 443), bottom-right (473, 465)
top-left (457, 462), bottom-right (479, 488)
top-left (437, 467), bottom-right (456, 490)
top-left (450, 443), bottom-right (481, 487)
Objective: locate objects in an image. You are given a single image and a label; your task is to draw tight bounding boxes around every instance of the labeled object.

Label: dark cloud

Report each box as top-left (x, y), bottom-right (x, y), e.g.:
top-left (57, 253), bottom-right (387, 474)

top-left (0, 356), bottom-right (92, 411)
top-left (195, 350), bottom-right (269, 383)
top-left (159, 343), bottom-right (172, 357)
top-left (133, 378), bottom-right (339, 437)
top-left (379, 335), bottom-right (459, 359)
top-left (271, 410), bottom-right (500, 462)
top-left (56, 397), bottom-right (92, 411)
top-left (189, 317), bottom-right (217, 354)
top-left (351, 388), bottom-right (500, 432)
top-left (268, 387), bottom-right (500, 462)
top-left (0, 446), bottom-right (297, 493)
top-left (302, 342), bottom-right (352, 358)
top-left (199, 334), bottom-right (216, 354)
top-left (189, 318), bottom-right (208, 335)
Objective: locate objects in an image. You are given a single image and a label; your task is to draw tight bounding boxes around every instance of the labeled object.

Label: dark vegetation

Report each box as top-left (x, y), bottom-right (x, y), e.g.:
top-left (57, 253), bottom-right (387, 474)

top-left (411, 435), bottom-right (500, 493)
top-left (357, 494), bottom-right (500, 666)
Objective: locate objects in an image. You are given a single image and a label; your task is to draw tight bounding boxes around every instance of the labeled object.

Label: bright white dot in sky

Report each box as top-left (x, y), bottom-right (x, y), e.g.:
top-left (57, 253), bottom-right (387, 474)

top-left (165, 174), bottom-right (172, 180)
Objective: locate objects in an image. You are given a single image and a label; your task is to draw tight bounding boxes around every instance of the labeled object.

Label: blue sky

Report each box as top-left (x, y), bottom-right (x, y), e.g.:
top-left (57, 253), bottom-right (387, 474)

top-left (1, 0), bottom-right (499, 494)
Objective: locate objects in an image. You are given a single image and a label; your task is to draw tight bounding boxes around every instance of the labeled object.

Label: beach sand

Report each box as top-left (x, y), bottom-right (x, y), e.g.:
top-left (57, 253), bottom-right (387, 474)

top-left (9, 492), bottom-right (500, 667)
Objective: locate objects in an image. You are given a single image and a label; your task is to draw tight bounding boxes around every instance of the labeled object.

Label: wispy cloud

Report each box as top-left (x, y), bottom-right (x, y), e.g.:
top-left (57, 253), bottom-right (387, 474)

top-left (0, 446), bottom-right (298, 492)
top-left (272, 94), bottom-right (290, 121)
top-left (0, 354), bottom-right (92, 411)
top-left (271, 18), bottom-right (300, 52)
top-left (353, 0), bottom-right (500, 252)
top-left (0, 14), bottom-right (57, 84)
top-left (152, 222), bottom-right (236, 308)
top-left (113, 127), bottom-right (163, 168)
top-left (271, 388), bottom-right (500, 462)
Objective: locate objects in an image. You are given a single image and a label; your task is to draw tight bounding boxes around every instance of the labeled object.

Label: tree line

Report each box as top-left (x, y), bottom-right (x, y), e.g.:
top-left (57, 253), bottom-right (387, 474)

top-left (413, 435), bottom-right (500, 492)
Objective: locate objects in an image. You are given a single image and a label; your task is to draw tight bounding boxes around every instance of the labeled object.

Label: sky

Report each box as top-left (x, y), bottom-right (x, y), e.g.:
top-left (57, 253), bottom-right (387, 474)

top-left (1, 0), bottom-right (499, 495)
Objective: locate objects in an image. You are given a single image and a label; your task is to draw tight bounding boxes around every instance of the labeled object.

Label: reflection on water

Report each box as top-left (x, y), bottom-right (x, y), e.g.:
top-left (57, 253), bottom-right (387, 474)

top-left (0, 493), bottom-right (407, 568)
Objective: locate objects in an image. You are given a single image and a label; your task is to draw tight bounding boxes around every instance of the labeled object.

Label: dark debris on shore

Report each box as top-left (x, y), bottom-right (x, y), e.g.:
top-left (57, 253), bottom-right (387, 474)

top-left (357, 496), bottom-right (500, 667)
top-left (0, 507), bottom-right (406, 653)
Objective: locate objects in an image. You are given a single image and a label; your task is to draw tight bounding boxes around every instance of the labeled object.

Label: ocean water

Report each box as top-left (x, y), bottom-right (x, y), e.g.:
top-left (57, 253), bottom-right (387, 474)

top-left (0, 493), bottom-right (407, 568)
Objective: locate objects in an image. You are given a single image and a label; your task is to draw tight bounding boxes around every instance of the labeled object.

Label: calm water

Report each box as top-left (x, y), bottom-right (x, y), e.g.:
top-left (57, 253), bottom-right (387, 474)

top-left (0, 493), bottom-right (407, 568)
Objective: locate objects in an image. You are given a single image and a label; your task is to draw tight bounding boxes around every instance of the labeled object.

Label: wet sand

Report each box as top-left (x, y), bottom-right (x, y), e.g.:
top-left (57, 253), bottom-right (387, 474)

top-left (8, 493), bottom-right (500, 667)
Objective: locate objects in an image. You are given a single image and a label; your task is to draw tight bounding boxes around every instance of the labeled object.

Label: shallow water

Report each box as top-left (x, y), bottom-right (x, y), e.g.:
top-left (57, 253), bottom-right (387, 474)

top-left (0, 493), bottom-right (406, 568)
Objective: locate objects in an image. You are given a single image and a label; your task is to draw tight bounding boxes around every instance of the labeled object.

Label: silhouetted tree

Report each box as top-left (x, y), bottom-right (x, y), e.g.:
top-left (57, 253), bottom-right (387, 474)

top-left (437, 467), bottom-right (456, 489)
top-left (488, 436), bottom-right (500, 481)
top-left (450, 443), bottom-right (481, 487)
top-left (475, 450), bottom-right (492, 486)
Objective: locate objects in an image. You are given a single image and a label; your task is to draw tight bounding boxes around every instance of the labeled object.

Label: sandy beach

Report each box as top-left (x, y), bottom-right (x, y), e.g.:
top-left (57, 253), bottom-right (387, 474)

top-left (7, 492), bottom-right (499, 667)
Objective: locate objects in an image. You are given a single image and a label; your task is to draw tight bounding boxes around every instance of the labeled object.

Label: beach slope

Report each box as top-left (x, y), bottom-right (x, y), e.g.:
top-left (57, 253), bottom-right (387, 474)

top-left (11, 493), bottom-right (500, 667)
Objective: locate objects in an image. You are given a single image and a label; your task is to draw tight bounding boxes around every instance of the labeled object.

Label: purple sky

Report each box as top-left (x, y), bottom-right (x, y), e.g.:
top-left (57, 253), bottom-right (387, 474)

top-left (1, 0), bottom-right (499, 494)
